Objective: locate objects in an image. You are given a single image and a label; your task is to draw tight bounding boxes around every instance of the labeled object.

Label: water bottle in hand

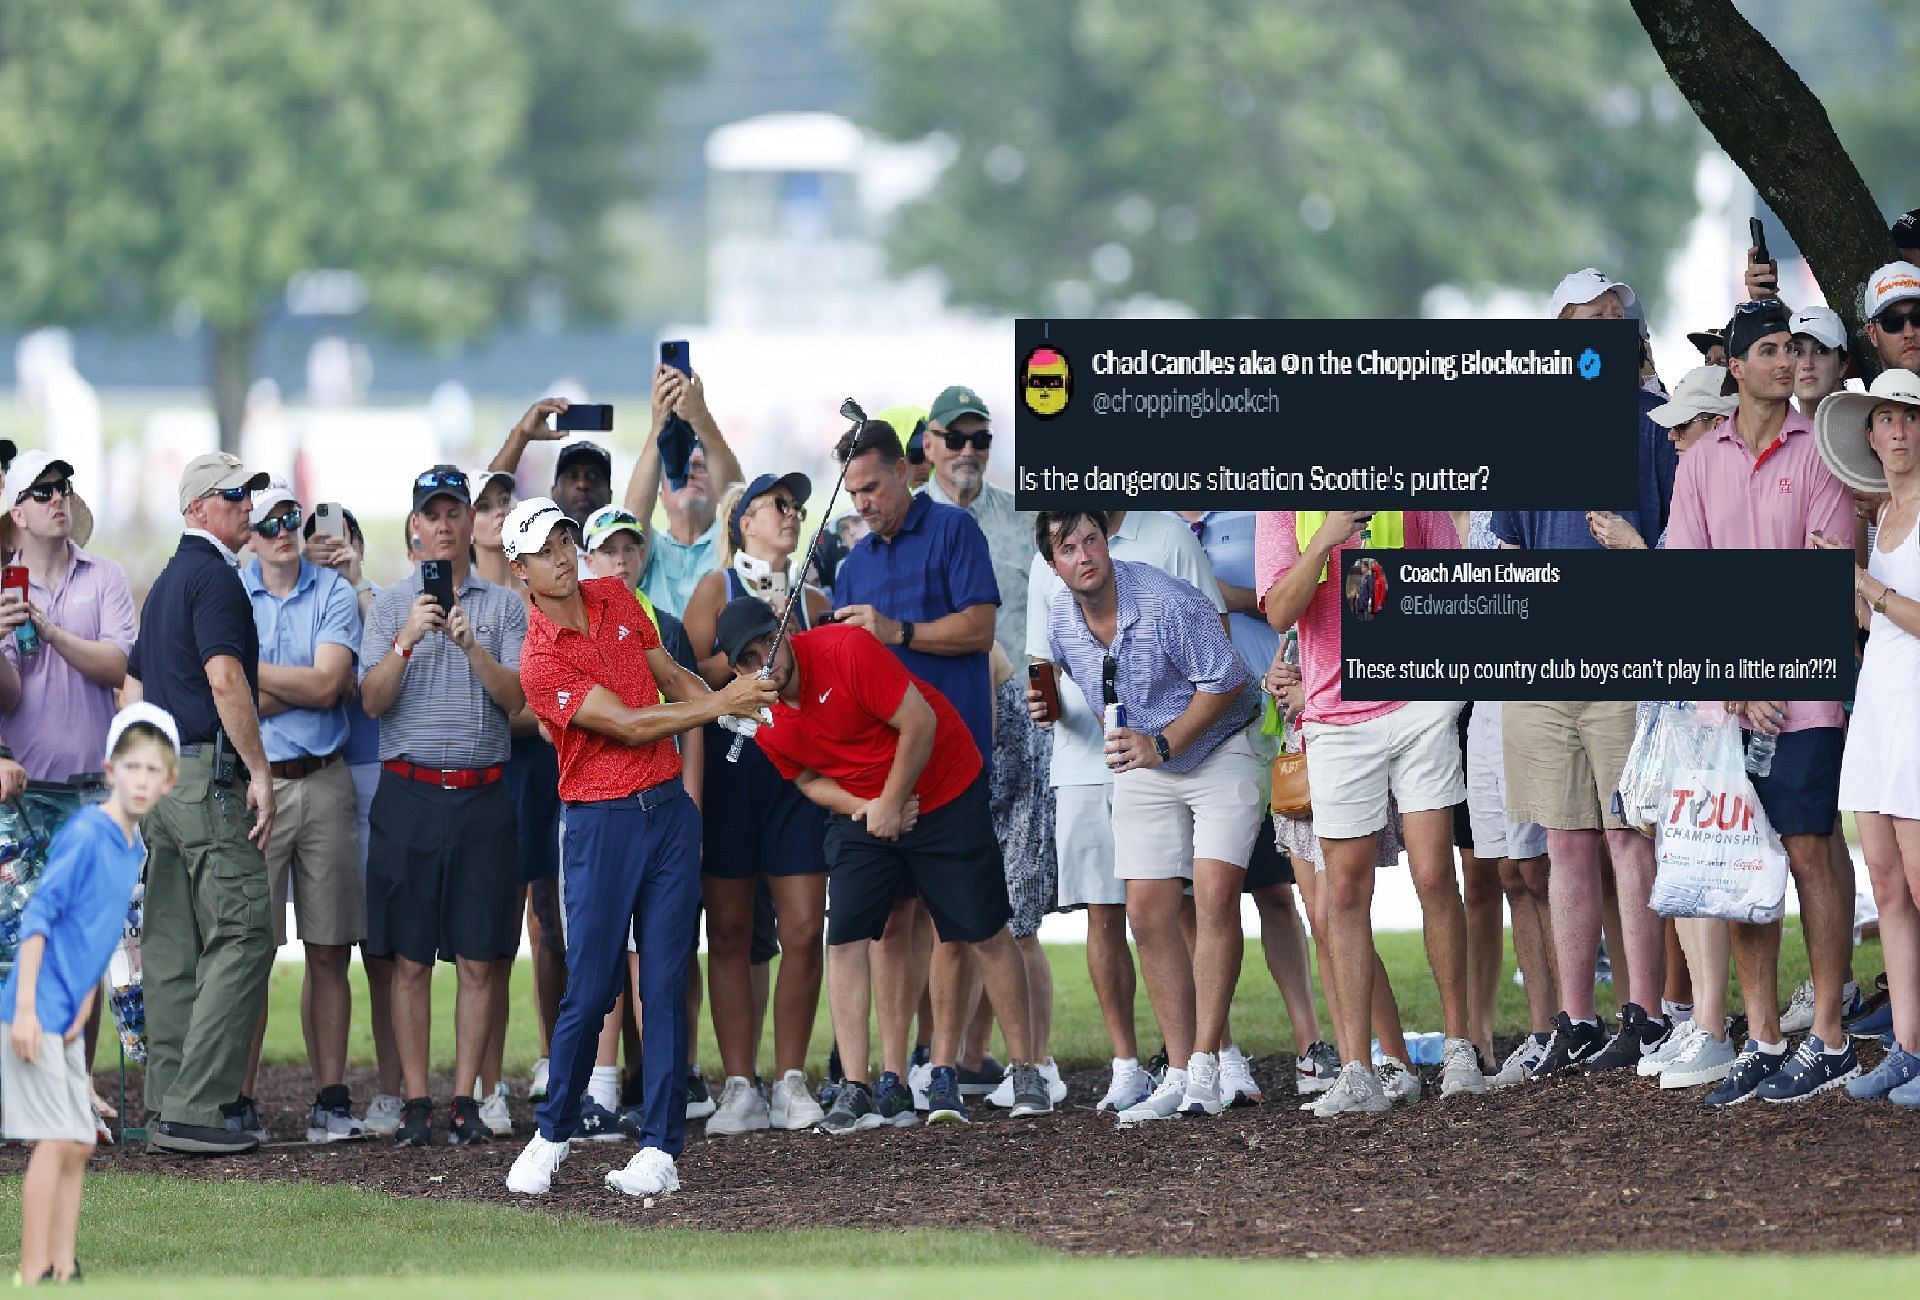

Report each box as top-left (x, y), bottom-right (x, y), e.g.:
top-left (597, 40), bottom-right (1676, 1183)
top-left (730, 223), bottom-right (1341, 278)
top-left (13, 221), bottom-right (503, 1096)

top-left (1745, 727), bottom-right (1777, 779)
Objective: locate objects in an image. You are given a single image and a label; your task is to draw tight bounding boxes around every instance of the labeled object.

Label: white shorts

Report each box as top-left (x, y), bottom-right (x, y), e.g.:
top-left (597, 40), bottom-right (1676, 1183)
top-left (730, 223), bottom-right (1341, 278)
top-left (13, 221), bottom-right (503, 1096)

top-left (1111, 730), bottom-right (1264, 880)
top-left (1, 1027), bottom-right (93, 1143)
top-left (1055, 784), bottom-right (1124, 908)
top-left (1465, 702), bottom-right (1548, 861)
top-left (1302, 700), bottom-right (1466, 840)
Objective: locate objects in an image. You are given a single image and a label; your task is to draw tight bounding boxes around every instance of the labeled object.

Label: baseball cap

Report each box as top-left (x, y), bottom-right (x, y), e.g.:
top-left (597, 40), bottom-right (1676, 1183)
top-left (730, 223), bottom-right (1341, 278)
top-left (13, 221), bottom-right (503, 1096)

top-left (178, 452), bottom-right (270, 514)
top-left (411, 464), bottom-right (472, 512)
top-left (1815, 367), bottom-right (1920, 495)
top-left (728, 472), bottom-right (812, 546)
top-left (7, 449), bottom-right (96, 546)
top-left (1646, 367), bottom-right (1738, 429)
top-left (248, 480), bottom-right (300, 526)
top-left (1891, 208), bottom-right (1920, 252)
top-left (1686, 326), bottom-right (1726, 357)
top-left (502, 496), bottom-right (579, 561)
top-left (875, 404), bottom-right (930, 463)
top-left (1789, 305), bottom-right (1848, 352)
top-left (467, 467), bottom-right (516, 503)
top-left (929, 385), bottom-right (990, 428)
top-left (1725, 299), bottom-right (1793, 360)
top-left (1865, 261), bottom-right (1920, 322)
top-left (106, 701), bottom-right (181, 760)
top-left (1548, 268), bottom-right (1638, 320)
top-left (555, 441), bottom-right (613, 481)
top-left (715, 595), bottom-right (779, 667)
top-left (583, 504), bottom-right (646, 553)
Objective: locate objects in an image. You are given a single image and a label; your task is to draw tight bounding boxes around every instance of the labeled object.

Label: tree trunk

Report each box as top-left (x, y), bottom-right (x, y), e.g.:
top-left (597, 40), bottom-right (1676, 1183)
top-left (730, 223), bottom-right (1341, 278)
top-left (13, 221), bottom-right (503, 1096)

top-left (207, 319), bottom-right (257, 456)
top-left (1630, 0), bottom-right (1894, 374)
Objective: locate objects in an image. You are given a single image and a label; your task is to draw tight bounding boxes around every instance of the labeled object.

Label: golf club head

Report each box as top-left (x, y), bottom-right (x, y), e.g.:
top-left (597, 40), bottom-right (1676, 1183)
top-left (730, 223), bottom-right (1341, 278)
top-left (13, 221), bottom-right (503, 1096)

top-left (840, 398), bottom-right (866, 424)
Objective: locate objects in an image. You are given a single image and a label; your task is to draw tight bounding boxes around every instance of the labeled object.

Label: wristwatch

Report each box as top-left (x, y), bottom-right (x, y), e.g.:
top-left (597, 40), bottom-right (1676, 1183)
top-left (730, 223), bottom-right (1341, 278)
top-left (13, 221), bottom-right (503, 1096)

top-left (898, 621), bottom-right (916, 649)
top-left (1874, 587), bottom-right (1894, 615)
top-left (1152, 733), bottom-right (1172, 763)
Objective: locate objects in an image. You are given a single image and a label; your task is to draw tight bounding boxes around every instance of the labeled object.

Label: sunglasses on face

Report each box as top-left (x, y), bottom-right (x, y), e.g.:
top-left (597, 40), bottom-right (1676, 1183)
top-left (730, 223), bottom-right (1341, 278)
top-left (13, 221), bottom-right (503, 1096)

top-left (941, 430), bottom-right (993, 452)
top-left (20, 478), bottom-right (71, 504)
top-left (756, 496), bottom-right (807, 522)
top-left (1026, 374), bottom-right (1066, 390)
top-left (205, 486), bottom-right (252, 504)
top-left (415, 469), bottom-right (470, 492)
top-left (1876, 305), bottom-right (1920, 335)
top-left (254, 509), bottom-right (303, 539)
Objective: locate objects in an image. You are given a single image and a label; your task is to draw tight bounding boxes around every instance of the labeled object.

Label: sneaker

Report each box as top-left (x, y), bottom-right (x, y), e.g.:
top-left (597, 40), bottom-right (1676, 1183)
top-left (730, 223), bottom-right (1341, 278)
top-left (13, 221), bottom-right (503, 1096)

top-left (605, 1146), bottom-right (679, 1197)
top-left (506, 1133), bottom-right (571, 1195)
top-left (1754, 1035), bottom-right (1860, 1103)
top-left (221, 1095), bottom-right (267, 1143)
top-left (479, 1087), bottom-right (513, 1138)
top-left (818, 1080), bottom-right (883, 1134)
top-left (1219, 1046), bottom-right (1263, 1107)
top-left (1779, 980), bottom-right (1818, 1035)
top-left (1311, 1061), bottom-right (1391, 1117)
top-left (1377, 1057), bottom-right (1421, 1103)
top-left (306, 1086), bottom-right (367, 1143)
top-left (1145, 1046), bottom-right (1170, 1086)
top-left (705, 1075), bottom-right (772, 1136)
top-left (1846, 1045), bottom-right (1920, 1100)
top-left (907, 1061), bottom-right (933, 1110)
top-left (1295, 1041), bottom-right (1341, 1095)
top-left (1528, 1012), bottom-right (1607, 1078)
top-left (1704, 1041), bottom-right (1787, 1107)
top-left (771, 1070), bottom-right (828, 1130)
top-left (955, 1056), bottom-right (1004, 1097)
top-left (1009, 1062), bottom-right (1054, 1118)
top-left (910, 1043), bottom-right (931, 1070)
top-left (1639, 1021), bottom-right (1698, 1078)
top-left (1661, 1028), bottom-right (1740, 1089)
top-left (873, 1071), bottom-right (919, 1126)
top-left (1847, 997), bottom-right (1895, 1041)
top-left (575, 1098), bottom-right (627, 1142)
top-left (449, 1095), bottom-right (493, 1145)
top-left (364, 1093), bottom-right (404, 1138)
top-left (1096, 1060), bottom-right (1155, 1112)
top-left (684, 1069), bottom-right (716, 1121)
top-left (528, 1056), bottom-right (550, 1101)
top-left (987, 1056), bottom-right (1070, 1107)
top-left (1179, 1052), bottom-right (1224, 1117)
top-left (148, 1119), bottom-right (259, 1156)
top-left (925, 1065), bottom-right (970, 1124)
top-left (1492, 1034), bottom-right (1548, 1089)
top-left (1116, 1069), bottom-right (1188, 1126)
top-left (1438, 1038), bottom-right (1489, 1098)
top-left (1891, 1072), bottom-right (1920, 1109)
top-left (394, 1097), bottom-right (434, 1148)
top-left (1585, 1003), bottom-right (1672, 1074)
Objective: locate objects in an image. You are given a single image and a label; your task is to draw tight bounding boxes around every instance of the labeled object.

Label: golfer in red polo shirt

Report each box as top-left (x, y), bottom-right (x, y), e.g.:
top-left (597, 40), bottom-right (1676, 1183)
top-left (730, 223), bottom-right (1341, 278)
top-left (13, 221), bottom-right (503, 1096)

top-left (500, 501), bottom-right (776, 1199)
top-left (713, 595), bottom-right (1054, 1130)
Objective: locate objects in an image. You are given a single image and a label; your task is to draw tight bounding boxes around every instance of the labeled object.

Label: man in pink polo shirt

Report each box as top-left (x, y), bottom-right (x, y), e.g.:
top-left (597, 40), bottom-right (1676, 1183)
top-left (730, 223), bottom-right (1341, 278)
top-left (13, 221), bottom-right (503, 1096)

top-left (1666, 298), bottom-right (1860, 1105)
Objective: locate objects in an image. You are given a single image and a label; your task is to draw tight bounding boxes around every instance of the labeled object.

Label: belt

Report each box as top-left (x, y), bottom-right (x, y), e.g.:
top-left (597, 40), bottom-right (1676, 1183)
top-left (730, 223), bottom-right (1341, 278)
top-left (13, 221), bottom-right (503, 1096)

top-left (565, 775), bottom-right (683, 812)
top-left (383, 759), bottom-right (505, 790)
top-left (175, 743), bottom-right (249, 780)
top-left (271, 752), bottom-right (340, 781)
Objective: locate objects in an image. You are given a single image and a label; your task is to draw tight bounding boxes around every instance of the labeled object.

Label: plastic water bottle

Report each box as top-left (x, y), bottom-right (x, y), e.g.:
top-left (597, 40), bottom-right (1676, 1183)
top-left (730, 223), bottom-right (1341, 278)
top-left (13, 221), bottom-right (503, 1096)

top-left (1745, 728), bottom-right (1777, 779)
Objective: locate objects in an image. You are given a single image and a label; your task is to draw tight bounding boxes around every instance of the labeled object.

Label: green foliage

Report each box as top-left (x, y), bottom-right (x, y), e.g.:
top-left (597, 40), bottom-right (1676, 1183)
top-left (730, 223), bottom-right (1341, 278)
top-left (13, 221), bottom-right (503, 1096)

top-left (849, 0), bottom-right (1705, 317)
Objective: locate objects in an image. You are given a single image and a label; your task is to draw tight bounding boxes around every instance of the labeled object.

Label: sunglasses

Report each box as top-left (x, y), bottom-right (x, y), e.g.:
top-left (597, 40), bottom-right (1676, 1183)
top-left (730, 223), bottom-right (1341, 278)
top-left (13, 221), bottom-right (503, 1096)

top-left (415, 469), bottom-right (470, 491)
top-left (1026, 374), bottom-right (1066, 390)
top-left (20, 478), bottom-right (72, 504)
top-left (254, 509), bottom-right (303, 539)
top-left (755, 496), bottom-right (807, 522)
top-left (1876, 305), bottom-right (1920, 335)
top-left (1101, 654), bottom-right (1119, 706)
top-left (204, 486), bottom-right (252, 503)
top-left (940, 430), bottom-right (993, 452)
top-left (598, 509), bottom-right (642, 530)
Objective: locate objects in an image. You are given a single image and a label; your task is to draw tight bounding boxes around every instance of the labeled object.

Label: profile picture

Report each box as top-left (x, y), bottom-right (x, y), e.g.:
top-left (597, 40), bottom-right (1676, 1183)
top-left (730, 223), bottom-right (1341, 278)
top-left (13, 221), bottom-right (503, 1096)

top-left (1021, 345), bottom-right (1072, 419)
top-left (1345, 556), bottom-right (1388, 621)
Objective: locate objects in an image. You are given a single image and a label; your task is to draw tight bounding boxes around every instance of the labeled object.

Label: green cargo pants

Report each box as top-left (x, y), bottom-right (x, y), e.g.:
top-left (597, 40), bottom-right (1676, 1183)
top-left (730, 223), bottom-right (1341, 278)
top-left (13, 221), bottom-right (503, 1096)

top-left (140, 751), bottom-right (274, 1129)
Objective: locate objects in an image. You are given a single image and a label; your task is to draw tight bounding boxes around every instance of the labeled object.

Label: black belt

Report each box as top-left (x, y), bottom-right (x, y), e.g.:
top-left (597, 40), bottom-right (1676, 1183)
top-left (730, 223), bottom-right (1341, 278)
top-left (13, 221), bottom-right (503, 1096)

top-left (565, 775), bottom-right (684, 812)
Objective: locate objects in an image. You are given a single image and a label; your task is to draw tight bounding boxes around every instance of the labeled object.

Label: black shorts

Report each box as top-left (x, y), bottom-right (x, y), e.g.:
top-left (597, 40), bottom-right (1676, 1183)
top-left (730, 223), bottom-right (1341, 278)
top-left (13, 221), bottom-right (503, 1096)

top-left (506, 734), bottom-right (562, 884)
top-left (1748, 726), bottom-right (1844, 839)
top-left (824, 775), bottom-right (1010, 945)
top-left (366, 772), bottom-right (520, 964)
top-left (1242, 822), bottom-right (1295, 890)
top-left (701, 729), bottom-right (829, 879)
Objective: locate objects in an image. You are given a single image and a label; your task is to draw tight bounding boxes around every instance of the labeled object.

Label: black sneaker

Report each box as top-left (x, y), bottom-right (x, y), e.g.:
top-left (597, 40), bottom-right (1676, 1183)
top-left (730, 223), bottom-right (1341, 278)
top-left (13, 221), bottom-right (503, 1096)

top-left (575, 1098), bottom-right (626, 1142)
top-left (1528, 1012), bottom-right (1607, 1078)
top-left (1705, 1040), bottom-right (1788, 1107)
top-left (1585, 1003), bottom-right (1672, 1073)
top-left (395, 1096), bottom-right (435, 1148)
top-left (818, 1080), bottom-right (880, 1134)
top-left (955, 1056), bottom-right (1003, 1097)
top-left (149, 1119), bottom-right (259, 1156)
top-left (909, 1043), bottom-right (931, 1071)
top-left (1146, 1045), bottom-right (1170, 1087)
top-left (449, 1095), bottom-right (493, 1145)
top-left (221, 1095), bottom-right (267, 1143)
top-left (685, 1069), bottom-right (716, 1121)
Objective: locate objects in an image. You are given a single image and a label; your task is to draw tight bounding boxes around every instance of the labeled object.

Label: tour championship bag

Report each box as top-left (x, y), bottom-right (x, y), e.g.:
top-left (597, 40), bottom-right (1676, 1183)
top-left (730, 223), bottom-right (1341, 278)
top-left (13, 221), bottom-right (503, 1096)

top-left (1649, 710), bottom-right (1789, 924)
top-left (1614, 700), bottom-right (1690, 836)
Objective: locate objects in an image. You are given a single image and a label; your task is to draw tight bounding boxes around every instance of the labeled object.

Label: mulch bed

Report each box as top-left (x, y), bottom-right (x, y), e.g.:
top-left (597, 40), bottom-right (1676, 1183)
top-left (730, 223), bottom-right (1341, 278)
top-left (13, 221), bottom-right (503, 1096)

top-left (11, 1044), bottom-right (1920, 1258)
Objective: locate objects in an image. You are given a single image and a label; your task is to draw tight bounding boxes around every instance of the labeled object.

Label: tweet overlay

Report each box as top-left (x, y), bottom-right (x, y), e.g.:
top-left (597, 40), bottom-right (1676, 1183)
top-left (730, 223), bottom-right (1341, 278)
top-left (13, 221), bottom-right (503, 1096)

top-left (1012, 317), bottom-right (1641, 510)
top-left (1338, 549), bottom-right (1858, 701)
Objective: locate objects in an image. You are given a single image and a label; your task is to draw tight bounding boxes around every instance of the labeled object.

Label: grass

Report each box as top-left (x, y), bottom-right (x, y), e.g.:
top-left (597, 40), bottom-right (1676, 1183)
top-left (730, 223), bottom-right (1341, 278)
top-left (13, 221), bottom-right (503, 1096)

top-left (250, 922), bottom-right (1881, 1080)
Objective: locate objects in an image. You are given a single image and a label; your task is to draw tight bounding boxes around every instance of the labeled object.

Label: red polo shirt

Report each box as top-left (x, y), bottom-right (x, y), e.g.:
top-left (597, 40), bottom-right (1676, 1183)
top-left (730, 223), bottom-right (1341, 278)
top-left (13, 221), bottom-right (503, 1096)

top-left (755, 624), bottom-right (980, 813)
top-left (521, 576), bottom-right (682, 802)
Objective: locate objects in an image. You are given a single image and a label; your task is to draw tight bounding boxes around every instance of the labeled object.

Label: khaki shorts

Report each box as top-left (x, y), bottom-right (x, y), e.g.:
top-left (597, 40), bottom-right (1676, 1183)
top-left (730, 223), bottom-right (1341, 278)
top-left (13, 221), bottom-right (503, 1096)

top-left (1, 1027), bottom-right (93, 1143)
top-left (1111, 730), bottom-right (1264, 880)
top-left (1054, 784), bottom-right (1123, 907)
top-left (1501, 699), bottom-right (1636, 832)
top-left (266, 758), bottom-right (366, 947)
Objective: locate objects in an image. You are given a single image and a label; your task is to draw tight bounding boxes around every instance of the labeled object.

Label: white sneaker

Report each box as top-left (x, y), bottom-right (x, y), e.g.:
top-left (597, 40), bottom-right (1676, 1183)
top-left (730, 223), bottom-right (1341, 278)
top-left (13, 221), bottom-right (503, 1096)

top-left (1312, 1061), bottom-right (1391, 1116)
top-left (770, 1070), bottom-right (827, 1130)
top-left (908, 1061), bottom-right (933, 1111)
top-left (1039, 1058), bottom-right (1068, 1105)
top-left (606, 1146), bottom-right (680, 1197)
top-left (1438, 1038), bottom-right (1489, 1098)
top-left (528, 1057), bottom-right (549, 1101)
top-left (1179, 1052), bottom-right (1223, 1117)
top-left (505, 1133), bottom-right (571, 1195)
top-left (1377, 1056), bottom-right (1421, 1103)
top-left (705, 1075), bottom-right (771, 1136)
top-left (479, 1088), bottom-right (514, 1138)
top-left (306, 1100), bottom-right (368, 1143)
top-left (1661, 1028), bottom-right (1738, 1089)
top-left (1116, 1069), bottom-right (1188, 1126)
top-left (1780, 980), bottom-right (1817, 1036)
top-left (1096, 1060), bottom-right (1154, 1112)
top-left (1492, 1036), bottom-right (1548, 1088)
top-left (363, 1093), bottom-right (404, 1137)
top-left (1639, 1020), bottom-right (1698, 1078)
top-left (1218, 1046), bottom-right (1262, 1107)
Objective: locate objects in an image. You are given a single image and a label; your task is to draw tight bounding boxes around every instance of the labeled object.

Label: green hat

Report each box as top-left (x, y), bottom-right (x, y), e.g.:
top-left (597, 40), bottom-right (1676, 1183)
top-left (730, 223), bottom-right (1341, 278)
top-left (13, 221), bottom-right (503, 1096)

top-left (929, 385), bottom-right (989, 428)
top-left (874, 404), bottom-right (929, 455)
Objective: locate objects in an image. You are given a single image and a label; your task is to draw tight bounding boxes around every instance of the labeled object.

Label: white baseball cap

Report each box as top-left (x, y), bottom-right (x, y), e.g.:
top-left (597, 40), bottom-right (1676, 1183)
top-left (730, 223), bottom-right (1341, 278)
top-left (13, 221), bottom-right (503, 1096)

top-left (106, 702), bottom-right (181, 760)
top-left (502, 496), bottom-right (579, 561)
top-left (1863, 261), bottom-right (1920, 322)
top-left (1815, 367), bottom-right (1920, 494)
top-left (1548, 268), bottom-right (1639, 320)
top-left (4, 449), bottom-right (94, 546)
top-left (467, 467), bottom-right (516, 503)
top-left (1789, 305), bottom-right (1848, 351)
top-left (1647, 367), bottom-right (1738, 429)
top-left (248, 480), bottom-right (300, 526)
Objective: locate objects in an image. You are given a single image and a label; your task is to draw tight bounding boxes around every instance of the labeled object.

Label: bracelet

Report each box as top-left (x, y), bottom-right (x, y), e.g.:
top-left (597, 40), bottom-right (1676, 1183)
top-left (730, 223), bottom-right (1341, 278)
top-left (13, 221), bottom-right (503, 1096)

top-left (1874, 587), bottom-right (1894, 615)
top-left (393, 637), bottom-right (413, 660)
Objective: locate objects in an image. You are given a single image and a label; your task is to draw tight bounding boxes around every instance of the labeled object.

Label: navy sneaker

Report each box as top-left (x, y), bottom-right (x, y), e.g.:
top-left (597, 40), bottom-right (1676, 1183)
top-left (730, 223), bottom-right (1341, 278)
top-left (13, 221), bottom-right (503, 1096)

top-left (1846, 998), bottom-right (1894, 1041)
top-left (925, 1065), bottom-right (969, 1124)
top-left (909, 1044), bottom-right (931, 1071)
top-left (575, 1098), bottom-right (627, 1142)
top-left (1755, 1035), bottom-right (1860, 1103)
top-left (1846, 1045), bottom-right (1920, 1101)
top-left (873, 1072), bottom-right (919, 1127)
top-left (1704, 1041), bottom-right (1787, 1108)
top-left (955, 1056), bottom-right (1004, 1097)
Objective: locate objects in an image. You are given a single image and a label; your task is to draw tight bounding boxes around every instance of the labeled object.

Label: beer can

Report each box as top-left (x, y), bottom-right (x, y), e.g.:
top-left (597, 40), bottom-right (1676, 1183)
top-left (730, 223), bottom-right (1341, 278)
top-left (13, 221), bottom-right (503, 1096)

top-left (1103, 703), bottom-right (1127, 733)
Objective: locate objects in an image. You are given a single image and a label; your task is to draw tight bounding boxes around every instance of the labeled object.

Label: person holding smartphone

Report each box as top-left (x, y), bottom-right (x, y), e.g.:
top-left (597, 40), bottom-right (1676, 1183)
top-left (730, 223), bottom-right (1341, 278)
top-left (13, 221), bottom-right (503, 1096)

top-left (622, 365), bottom-right (746, 618)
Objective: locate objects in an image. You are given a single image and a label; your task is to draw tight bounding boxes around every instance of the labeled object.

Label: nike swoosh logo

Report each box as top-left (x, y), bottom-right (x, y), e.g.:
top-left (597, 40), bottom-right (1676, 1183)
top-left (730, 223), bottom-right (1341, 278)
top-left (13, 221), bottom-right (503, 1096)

top-left (818, 689), bottom-right (834, 704)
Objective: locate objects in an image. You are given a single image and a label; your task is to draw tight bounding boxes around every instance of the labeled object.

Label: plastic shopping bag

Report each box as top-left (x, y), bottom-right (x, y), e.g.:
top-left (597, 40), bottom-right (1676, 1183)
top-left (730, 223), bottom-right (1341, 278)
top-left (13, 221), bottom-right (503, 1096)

top-left (1649, 709), bottom-right (1789, 924)
top-left (1614, 700), bottom-right (1690, 835)
top-left (107, 885), bottom-right (147, 1064)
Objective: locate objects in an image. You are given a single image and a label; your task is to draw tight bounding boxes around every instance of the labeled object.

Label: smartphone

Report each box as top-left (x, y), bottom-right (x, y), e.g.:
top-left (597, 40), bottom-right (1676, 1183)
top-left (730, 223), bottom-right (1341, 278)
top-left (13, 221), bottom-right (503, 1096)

top-left (312, 502), bottom-right (347, 542)
top-left (419, 560), bottom-right (456, 614)
top-left (1750, 216), bottom-right (1770, 265)
top-left (1028, 661), bottom-right (1062, 722)
top-left (660, 339), bottom-right (691, 377)
top-left (554, 403), bottom-right (614, 432)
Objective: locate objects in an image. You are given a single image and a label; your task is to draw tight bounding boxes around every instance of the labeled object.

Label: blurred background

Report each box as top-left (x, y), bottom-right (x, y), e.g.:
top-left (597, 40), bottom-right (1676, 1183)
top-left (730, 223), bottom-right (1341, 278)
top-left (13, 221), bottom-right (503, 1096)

top-left (0, 0), bottom-right (1913, 597)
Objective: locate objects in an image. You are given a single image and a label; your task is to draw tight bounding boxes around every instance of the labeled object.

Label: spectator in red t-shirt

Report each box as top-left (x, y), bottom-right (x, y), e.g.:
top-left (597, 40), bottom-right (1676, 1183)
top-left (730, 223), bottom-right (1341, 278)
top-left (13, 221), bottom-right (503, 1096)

top-left (714, 596), bottom-right (1055, 1130)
